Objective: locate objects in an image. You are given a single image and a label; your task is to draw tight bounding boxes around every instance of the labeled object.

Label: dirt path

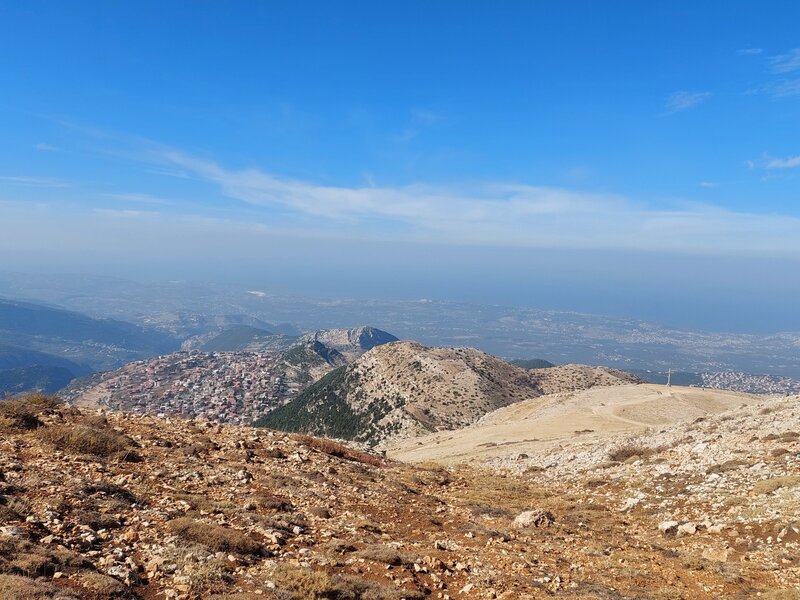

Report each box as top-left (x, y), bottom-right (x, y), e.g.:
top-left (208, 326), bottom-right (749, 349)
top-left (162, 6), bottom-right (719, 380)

top-left (71, 382), bottom-right (108, 409)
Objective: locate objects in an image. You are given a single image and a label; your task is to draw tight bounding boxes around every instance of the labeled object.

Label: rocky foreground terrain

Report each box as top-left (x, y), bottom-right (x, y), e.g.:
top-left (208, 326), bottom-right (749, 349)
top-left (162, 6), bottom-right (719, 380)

top-left (1, 391), bottom-right (798, 599)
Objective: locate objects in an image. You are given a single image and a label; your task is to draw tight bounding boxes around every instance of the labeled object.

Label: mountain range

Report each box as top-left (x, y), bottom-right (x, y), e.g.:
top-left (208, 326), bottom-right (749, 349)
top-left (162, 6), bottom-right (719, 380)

top-left (0, 298), bottom-right (180, 396)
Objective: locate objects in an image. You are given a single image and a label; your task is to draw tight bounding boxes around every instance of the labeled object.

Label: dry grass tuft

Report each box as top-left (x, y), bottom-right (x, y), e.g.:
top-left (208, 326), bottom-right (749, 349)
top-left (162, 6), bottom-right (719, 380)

top-left (752, 475), bottom-right (800, 495)
top-left (761, 591), bottom-right (800, 600)
top-left (270, 564), bottom-right (422, 599)
top-left (167, 517), bottom-right (263, 555)
top-left (295, 434), bottom-right (385, 467)
top-left (607, 444), bottom-right (663, 462)
top-left (77, 571), bottom-right (133, 598)
top-left (0, 574), bottom-right (62, 600)
top-left (0, 393), bottom-right (62, 430)
top-left (356, 543), bottom-right (408, 566)
top-left (37, 423), bottom-right (133, 456)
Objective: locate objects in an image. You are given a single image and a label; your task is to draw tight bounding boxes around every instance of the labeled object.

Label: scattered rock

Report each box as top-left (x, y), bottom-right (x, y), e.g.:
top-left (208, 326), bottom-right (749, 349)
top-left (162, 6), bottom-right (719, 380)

top-left (658, 521), bottom-right (680, 536)
top-left (513, 509), bottom-right (555, 529)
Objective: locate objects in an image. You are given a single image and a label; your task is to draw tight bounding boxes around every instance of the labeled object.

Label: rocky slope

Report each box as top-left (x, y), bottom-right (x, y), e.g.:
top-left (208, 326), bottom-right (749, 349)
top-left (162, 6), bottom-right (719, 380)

top-left (490, 392), bottom-right (800, 597)
top-left (258, 341), bottom-right (639, 447)
top-left (0, 393), bottom-right (797, 599)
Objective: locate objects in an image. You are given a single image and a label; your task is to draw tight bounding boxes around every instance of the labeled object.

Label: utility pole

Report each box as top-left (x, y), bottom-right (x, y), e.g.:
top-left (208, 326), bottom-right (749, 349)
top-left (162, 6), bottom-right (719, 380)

top-left (666, 368), bottom-right (672, 387)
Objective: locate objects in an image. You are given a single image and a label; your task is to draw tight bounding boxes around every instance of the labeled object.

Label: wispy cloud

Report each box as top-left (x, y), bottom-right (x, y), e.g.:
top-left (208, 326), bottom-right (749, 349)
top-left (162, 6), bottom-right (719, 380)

top-left (0, 175), bottom-right (70, 188)
top-left (134, 148), bottom-right (800, 257)
top-left (390, 128), bottom-right (420, 143)
top-left (762, 78), bottom-right (800, 97)
top-left (94, 208), bottom-right (160, 218)
top-left (665, 91), bottom-right (711, 113)
top-left (410, 109), bottom-right (441, 126)
top-left (34, 143), bottom-right (60, 152)
top-left (390, 109), bottom-right (443, 143)
top-left (746, 49), bottom-right (800, 98)
top-left (766, 155), bottom-right (800, 169)
top-left (738, 48), bottom-right (763, 55)
top-left (769, 48), bottom-right (800, 73)
top-left (698, 181), bottom-right (719, 188)
top-left (102, 192), bottom-right (174, 205)
top-left (157, 148), bottom-right (625, 224)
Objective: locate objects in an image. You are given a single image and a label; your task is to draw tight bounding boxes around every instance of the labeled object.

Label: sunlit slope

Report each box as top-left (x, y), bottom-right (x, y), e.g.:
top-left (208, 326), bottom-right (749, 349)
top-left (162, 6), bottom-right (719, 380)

top-left (387, 383), bottom-right (761, 463)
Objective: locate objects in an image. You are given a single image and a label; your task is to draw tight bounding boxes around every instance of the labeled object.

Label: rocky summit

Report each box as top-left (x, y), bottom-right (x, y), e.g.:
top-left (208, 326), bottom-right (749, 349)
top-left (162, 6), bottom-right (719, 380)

top-left (299, 327), bottom-right (399, 361)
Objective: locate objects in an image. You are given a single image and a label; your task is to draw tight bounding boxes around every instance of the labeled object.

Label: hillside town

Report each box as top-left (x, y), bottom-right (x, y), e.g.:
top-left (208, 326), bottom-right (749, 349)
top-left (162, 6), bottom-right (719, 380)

top-left (61, 351), bottom-right (306, 424)
top-left (701, 370), bottom-right (800, 395)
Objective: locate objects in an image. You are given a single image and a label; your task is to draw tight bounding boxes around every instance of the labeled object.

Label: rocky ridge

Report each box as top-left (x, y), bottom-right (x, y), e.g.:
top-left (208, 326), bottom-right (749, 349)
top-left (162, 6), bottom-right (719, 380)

top-left (259, 341), bottom-right (639, 447)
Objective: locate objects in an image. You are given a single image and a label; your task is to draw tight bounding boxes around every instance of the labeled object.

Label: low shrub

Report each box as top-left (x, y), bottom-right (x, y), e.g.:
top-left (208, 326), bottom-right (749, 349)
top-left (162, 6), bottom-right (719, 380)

top-left (752, 476), bottom-right (800, 495)
top-left (295, 435), bottom-right (384, 467)
top-left (270, 565), bottom-right (423, 600)
top-left (607, 444), bottom-right (663, 462)
top-left (0, 574), bottom-right (63, 600)
top-left (77, 571), bottom-right (133, 598)
top-left (37, 424), bottom-right (133, 457)
top-left (83, 481), bottom-right (137, 503)
top-left (167, 518), bottom-right (263, 555)
top-left (356, 544), bottom-right (408, 566)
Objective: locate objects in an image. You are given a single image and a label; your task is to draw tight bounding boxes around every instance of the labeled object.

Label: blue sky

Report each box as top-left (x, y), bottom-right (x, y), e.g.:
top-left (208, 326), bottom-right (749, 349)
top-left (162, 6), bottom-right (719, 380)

top-left (1, 1), bottom-right (799, 331)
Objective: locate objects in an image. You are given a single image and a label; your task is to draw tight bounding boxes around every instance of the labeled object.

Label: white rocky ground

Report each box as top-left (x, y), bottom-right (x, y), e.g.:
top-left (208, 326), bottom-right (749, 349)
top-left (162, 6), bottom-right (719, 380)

top-left (490, 393), bottom-right (800, 594)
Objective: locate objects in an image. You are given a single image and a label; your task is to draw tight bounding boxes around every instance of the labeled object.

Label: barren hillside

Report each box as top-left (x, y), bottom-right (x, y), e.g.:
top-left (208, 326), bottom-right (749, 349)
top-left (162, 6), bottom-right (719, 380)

top-left (258, 341), bottom-right (639, 447)
top-left (388, 384), bottom-right (762, 464)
